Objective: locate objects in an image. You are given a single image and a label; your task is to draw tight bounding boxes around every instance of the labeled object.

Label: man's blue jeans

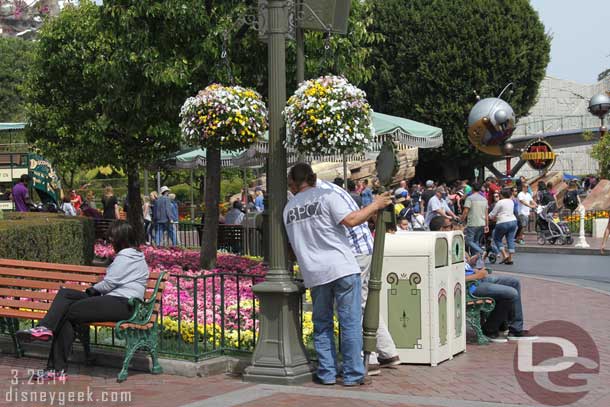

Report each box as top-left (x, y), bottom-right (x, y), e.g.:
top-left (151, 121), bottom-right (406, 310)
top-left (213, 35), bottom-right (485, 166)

top-left (473, 275), bottom-right (523, 332)
top-left (155, 222), bottom-right (176, 246)
top-left (311, 273), bottom-right (364, 385)
top-left (465, 226), bottom-right (485, 255)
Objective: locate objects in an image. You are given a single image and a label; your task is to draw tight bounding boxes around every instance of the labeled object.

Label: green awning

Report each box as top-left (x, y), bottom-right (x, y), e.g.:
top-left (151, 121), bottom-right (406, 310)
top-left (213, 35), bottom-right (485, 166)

top-left (372, 112), bottom-right (443, 148)
top-left (0, 123), bottom-right (26, 131)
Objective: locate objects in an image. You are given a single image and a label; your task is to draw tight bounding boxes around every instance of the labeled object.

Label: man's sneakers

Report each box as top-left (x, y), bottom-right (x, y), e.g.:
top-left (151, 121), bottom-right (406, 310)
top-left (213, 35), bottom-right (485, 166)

top-left (507, 329), bottom-right (538, 341)
top-left (378, 355), bottom-right (401, 368)
top-left (367, 363), bottom-right (381, 376)
top-left (16, 326), bottom-right (53, 342)
top-left (367, 356), bottom-right (400, 376)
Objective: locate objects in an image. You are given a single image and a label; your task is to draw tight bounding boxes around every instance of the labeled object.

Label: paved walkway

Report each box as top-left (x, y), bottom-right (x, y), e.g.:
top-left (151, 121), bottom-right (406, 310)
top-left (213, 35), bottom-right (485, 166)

top-left (1, 273), bottom-right (608, 407)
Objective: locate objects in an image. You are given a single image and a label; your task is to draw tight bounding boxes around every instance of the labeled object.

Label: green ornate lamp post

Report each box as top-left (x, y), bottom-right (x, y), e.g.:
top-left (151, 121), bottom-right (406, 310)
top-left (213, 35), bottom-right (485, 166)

top-left (243, 0), bottom-right (313, 384)
top-left (244, 0), bottom-right (352, 385)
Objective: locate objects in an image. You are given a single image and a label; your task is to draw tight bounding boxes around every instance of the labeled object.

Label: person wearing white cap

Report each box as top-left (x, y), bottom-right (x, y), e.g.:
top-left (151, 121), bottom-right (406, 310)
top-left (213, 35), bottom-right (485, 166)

top-left (154, 186), bottom-right (176, 246)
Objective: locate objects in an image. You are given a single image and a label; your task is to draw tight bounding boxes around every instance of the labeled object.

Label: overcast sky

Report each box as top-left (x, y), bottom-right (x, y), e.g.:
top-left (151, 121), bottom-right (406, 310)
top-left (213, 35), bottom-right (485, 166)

top-left (530, 0), bottom-right (610, 84)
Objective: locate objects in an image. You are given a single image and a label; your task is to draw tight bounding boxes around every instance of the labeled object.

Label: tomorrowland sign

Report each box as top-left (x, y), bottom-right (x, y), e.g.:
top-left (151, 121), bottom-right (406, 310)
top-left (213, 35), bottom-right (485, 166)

top-left (521, 139), bottom-right (556, 171)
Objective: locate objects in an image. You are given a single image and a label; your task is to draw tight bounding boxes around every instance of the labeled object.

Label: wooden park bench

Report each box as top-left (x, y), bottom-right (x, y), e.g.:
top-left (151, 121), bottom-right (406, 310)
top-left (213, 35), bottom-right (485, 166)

top-left (0, 258), bottom-right (167, 382)
top-left (465, 280), bottom-right (495, 345)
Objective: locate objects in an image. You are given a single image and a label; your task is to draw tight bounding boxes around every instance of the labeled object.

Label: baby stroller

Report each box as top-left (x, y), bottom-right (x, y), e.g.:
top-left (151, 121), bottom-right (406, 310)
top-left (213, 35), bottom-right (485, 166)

top-left (535, 202), bottom-right (574, 245)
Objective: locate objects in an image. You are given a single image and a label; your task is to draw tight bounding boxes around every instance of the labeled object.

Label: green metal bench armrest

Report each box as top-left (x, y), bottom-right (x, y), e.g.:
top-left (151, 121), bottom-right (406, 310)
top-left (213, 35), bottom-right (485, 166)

top-left (114, 271), bottom-right (166, 338)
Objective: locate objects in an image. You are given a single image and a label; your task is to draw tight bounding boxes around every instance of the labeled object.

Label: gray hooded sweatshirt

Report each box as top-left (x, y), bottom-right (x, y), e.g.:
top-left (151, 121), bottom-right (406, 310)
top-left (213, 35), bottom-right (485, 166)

top-left (93, 248), bottom-right (149, 300)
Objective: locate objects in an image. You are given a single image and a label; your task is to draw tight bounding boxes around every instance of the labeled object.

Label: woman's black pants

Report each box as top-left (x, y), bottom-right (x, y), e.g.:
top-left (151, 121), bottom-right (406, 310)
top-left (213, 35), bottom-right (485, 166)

top-left (39, 288), bottom-right (132, 371)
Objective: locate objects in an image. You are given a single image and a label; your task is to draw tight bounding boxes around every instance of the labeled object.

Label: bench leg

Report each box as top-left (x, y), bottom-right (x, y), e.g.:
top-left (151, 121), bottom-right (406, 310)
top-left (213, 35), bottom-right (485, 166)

top-left (4, 318), bottom-right (24, 357)
top-left (117, 327), bottom-right (163, 382)
top-left (149, 326), bottom-right (162, 375)
top-left (466, 311), bottom-right (490, 345)
top-left (118, 337), bottom-right (142, 383)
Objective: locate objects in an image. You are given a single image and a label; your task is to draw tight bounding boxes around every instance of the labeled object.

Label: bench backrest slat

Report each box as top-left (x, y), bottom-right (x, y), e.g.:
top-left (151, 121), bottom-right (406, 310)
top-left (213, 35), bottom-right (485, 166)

top-left (0, 268), bottom-right (101, 283)
top-left (0, 259), bottom-right (105, 274)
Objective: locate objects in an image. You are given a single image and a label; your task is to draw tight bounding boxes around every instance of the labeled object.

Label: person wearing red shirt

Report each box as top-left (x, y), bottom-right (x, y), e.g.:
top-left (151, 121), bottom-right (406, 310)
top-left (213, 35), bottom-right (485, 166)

top-left (70, 190), bottom-right (83, 213)
top-left (485, 177), bottom-right (500, 207)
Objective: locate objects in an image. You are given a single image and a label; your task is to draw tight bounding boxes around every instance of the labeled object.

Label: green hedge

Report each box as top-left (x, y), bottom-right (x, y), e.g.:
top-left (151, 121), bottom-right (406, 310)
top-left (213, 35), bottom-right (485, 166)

top-left (0, 212), bottom-right (95, 265)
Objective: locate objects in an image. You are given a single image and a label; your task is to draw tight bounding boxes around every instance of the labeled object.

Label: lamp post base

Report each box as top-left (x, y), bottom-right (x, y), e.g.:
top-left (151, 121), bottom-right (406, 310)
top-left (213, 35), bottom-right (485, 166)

top-left (574, 237), bottom-right (590, 248)
top-left (243, 279), bottom-right (314, 385)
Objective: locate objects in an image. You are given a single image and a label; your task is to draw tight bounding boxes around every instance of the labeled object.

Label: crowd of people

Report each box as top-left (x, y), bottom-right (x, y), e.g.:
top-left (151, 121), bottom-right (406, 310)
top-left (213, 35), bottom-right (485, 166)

top-left (339, 174), bottom-right (603, 262)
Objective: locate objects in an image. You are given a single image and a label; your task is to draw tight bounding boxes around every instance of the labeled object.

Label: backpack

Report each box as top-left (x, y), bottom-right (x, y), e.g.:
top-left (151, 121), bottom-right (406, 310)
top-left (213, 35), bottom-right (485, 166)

top-left (563, 190), bottom-right (579, 211)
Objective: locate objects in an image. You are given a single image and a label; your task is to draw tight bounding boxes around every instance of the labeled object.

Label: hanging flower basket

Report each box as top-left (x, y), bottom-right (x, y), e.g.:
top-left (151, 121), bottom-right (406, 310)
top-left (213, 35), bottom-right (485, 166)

top-left (284, 75), bottom-right (374, 155)
top-left (180, 84), bottom-right (268, 151)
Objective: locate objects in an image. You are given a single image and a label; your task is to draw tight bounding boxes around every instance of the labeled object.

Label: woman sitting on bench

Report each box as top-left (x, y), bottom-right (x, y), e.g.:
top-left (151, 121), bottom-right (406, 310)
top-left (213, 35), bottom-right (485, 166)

top-left (17, 221), bottom-right (149, 380)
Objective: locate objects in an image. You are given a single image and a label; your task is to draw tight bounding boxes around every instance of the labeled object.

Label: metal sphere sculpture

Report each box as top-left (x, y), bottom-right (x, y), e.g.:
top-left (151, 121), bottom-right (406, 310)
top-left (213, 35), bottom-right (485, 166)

top-left (467, 97), bottom-right (516, 156)
top-left (588, 93), bottom-right (610, 120)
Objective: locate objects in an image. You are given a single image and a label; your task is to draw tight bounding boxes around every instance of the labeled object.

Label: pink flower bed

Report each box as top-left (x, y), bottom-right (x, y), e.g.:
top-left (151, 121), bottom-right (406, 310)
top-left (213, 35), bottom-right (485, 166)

top-left (94, 243), bottom-right (266, 331)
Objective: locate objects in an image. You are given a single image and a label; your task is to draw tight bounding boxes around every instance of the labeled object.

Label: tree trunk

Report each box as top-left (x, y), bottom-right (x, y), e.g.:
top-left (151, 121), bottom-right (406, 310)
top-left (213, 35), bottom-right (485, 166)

top-left (126, 164), bottom-right (145, 244)
top-left (201, 147), bottom-right (220, 270)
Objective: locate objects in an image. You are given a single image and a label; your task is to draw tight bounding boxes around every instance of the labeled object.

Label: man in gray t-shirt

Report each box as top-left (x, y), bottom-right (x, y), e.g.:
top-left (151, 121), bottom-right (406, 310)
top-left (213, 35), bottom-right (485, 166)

top-left (284, 163), bottom-right (390, 386)
top-left (460, 182), bottom-right (488, 256)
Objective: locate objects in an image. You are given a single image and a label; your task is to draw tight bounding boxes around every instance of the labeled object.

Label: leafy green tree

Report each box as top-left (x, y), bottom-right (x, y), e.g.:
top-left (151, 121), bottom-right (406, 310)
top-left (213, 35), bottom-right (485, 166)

top-left (0, 37), bottom-right (34, 122)
top-left (366, 0), bottom-right (550, 179)
top-left (26, 0), bottom-right (219, 241)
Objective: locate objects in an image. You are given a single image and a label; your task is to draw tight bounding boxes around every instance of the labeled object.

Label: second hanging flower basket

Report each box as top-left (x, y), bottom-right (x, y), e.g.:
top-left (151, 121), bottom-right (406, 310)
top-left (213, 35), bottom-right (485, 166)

top-left (284, 75), bottom-right (374, 155)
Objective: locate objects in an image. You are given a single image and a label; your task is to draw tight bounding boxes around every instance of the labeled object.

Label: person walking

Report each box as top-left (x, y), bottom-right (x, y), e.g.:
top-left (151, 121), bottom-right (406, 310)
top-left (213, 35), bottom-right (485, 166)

top-left (85, 191), bottom-right (97, 210)
top-left (148, 191), bottom-right (158, 245)
top-left (601, 219), bottom-right (610, 255)
top-left (12, 174), bottom-right (31, 212)
top-left (101, 186), bottom-right (120, 220)
top-left (254, 187), bottom-right (264, 212)
top-left (169, 193), bottom-right (180, 246)
top-left (461, 182), bottom-right (488, 256)
top-left (143, 195), bottom-right (152, 244)
top-left (361, 179), bottom-right (373, 207)
top-left (516, 182), bottom-right (536, 244)
top-left (284, 163), bottom-right (391, 386)
top-left (489, 188), bottom-right (518, 265)
top-left (347, 180), bottom-right (363, 208)
top-left (16, 221), bottom-right (149, 379)
top-left (154, 186), bottom-right (176, 246)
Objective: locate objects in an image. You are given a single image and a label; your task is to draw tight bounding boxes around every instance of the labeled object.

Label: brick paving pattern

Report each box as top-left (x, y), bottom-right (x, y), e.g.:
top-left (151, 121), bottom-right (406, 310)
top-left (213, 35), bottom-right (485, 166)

top-left (0, 273), bottom-right (608, 406)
